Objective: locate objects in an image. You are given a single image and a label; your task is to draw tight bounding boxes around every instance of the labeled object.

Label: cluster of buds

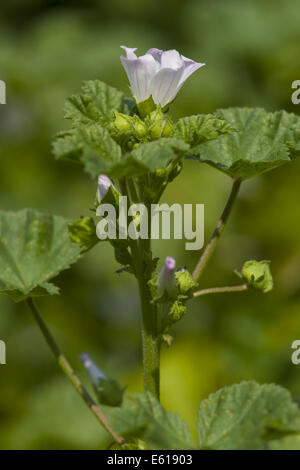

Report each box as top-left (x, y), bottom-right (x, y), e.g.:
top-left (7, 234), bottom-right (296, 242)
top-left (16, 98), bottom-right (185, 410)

top-left (111, 107), bottom-right (174, 143)
top-left (154, 257), bottom-right (197, 346)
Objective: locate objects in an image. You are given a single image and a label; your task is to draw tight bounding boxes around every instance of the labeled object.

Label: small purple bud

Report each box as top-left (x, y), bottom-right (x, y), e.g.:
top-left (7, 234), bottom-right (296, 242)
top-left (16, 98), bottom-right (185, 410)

top-left (97, 174), bottom-right (113, 202)
top-left (80, 353), bottom-right (107, 386)
top-left (157, 256), bottom-right (176, 296)
top-left (177, 266), bottom-right (186, 272)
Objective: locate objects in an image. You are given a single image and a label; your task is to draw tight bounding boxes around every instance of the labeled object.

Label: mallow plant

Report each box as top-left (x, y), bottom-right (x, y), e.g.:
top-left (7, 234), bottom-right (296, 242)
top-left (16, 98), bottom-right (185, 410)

top-left (1, 46), bottom-right (300, 450)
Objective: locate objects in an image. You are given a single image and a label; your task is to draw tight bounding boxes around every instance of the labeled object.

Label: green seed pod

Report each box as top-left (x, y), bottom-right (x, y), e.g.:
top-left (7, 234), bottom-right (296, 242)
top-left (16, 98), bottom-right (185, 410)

top-left (242, 260), bottom-right (273, 293)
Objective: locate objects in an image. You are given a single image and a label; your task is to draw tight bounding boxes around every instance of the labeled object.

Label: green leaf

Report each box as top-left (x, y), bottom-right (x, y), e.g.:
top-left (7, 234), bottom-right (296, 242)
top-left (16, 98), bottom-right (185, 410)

top-left (80, 126), bottom-right (122, 178)
top-left (53, 124), bottom-right (122, 177)
top-left (0, 209), bottom-right (82, 302)
top-left (54, 129), bottom-right (189, 179)
top-left (197, 381), bottom-right (300, 450)
top-left (64, 80), bottom-right (125, 127)
top-left (55, 80), bottom-right (190, 179)
top-left (121, 439), bottom-right (147, 450)
top-left (110, 240), bottom-right (132, 269)
top-left (190, 108), bottom-right (300, 180)
top-left (269, 434), bottom-right (300, 450)
top-left (99, 137), bottom-right (188, 178)
top-left (128, 138), bottom-right (189, 173)
top-left (175, 114), bottom-right (235, 146)
top-left (68, 217), bottom-right (99, 252)
top-left (106, 392), bottom-right (193, 449)
top-left (268, 110), bottom-right (300, 156)
top-left (168, 299), bottom-right (186, 324)
top-left (52, 130), bottom-right (83, 163)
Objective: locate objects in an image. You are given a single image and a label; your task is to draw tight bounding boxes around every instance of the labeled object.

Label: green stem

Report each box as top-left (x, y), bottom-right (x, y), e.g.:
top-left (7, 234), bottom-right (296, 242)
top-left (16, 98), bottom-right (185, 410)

top-left (193, 283), bottom-right (248, 298)
top-left (192, 178), bottom-right (241, 282)
top-left (136, 264), bottom-right (160, 400)
top-left (26, 298), bottom-right (125, 446)
top-left (126, 178), bottom-right (160, 399)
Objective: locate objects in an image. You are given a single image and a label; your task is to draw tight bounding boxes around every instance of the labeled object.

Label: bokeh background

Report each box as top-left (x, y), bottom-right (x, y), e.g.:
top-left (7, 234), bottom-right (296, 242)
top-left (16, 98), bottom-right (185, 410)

top-left (0, 0), bottom-right (300, 449)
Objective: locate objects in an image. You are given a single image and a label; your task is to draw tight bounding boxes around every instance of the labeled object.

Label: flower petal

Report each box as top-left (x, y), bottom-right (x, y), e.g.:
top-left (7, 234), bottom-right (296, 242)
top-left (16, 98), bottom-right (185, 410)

top-left (160, 49), bottom-right (183, 70)
top-left (120, 46), bottom-right (205, 107)
top-left (80, 353), bottom-right (108, 385)
top-left (98, 174), bottom-right (113, 202)
top-left (157, 256), bottom-right (176, 296)
top-left (179, 59), bottom-right (205, 86)
top-left (121, 53), bottom-right (159, 103)
top-left (120, 45), bottom-right (138, 59)
top-left (146, 48), bottom-right (163, 63)
top-left (150, 65), bottom-right (184, 107)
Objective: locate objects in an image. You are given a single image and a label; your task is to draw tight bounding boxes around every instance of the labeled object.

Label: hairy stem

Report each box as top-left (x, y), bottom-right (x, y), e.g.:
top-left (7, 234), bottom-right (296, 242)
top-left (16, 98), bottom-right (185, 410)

top-left (193, 283), bottom-right (248, 298)
top-left (136, 261), bottom-right (160, 400)
top-left (126, 178), bottom-right (160, 400)
top-left (26, 297), bottom-right (125, 446)
top-left (192, 178), bottom-right (241, 282)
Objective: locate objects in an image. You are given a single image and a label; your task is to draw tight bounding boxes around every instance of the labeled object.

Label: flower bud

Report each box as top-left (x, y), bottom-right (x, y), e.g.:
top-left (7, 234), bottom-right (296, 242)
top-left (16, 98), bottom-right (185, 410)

top-left (80, 353), bottom-right (107, 384)
top-left (113, 111), bottom-right (132, 133)
top-left (147, 108), bottom-right (164, 139)
top-left (161, 117), bottom-right (174, 137)
top-left (242, 260), bottom-right (273, 293)
top-left (98, 174), bottom-right (113, 202)
top-left (133, 116), bottom-right (147, 139)
top-left (80, 353), bottom-right (124, 407)
top-left (157, 256), bottom-right (176, 297)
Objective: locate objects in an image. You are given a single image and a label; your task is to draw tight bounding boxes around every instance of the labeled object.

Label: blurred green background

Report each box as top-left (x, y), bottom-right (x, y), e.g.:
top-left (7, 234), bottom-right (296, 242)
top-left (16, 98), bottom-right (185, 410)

top-left (0, 0), bottom-right (300, 449)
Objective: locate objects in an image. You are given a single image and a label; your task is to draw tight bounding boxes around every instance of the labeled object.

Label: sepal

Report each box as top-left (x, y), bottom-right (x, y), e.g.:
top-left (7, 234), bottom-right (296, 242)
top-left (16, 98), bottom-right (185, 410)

top-left (241, 260), bottom-right (273, 293)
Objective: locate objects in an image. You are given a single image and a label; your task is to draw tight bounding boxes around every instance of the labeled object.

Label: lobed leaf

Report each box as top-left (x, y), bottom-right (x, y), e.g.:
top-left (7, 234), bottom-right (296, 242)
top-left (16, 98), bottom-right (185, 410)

top-left (190, 108), bottom-right (300, 179)
top-left (175, 113), bottom-right (235, 146)
top-left (197, 380), bottom-right (300, 450)
top-left (68, 217), bottom-right (99, 252)
top-left (128, 138), bottom-right (189, 173)
top-left (64, 80), bottom-right (125, 127)
top-left (269, 434), bottom-right (300, 450)
top-left (105, 392), bottom-right (194, 450)
top-left (54, 128), bottom-right (188, 179)
top-left (0, 209), bottom-right (82, 302)
top-left (53, 124), bottom-right (122, 177)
